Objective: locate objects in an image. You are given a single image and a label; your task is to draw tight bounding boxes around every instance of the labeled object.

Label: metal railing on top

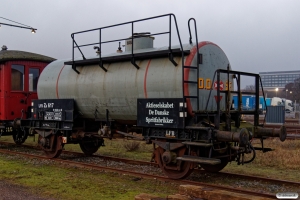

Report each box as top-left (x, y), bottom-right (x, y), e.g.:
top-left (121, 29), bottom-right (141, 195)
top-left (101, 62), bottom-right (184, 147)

top-left (70, 13), bottom-right (184, 74)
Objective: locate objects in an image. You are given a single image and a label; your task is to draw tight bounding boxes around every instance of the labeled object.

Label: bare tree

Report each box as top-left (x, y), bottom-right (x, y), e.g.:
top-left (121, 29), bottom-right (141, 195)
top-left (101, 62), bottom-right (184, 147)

top-left (243, 85), bottom-right (255, 92)
top-left (286, 78), bottom-right (300, 102)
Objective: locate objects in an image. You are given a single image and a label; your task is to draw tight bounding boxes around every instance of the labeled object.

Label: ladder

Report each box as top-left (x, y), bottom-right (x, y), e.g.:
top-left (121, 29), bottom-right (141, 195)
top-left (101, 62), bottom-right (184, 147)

top-left (182, 18), bottom-right (200, 125)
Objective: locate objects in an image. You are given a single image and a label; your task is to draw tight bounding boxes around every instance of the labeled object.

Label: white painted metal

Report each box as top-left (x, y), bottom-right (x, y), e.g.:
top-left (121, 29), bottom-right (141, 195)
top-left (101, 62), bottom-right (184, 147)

top-left (125, 33), bottom-right (154, 52)
top-left (38, 42), bottom-right (231, 121)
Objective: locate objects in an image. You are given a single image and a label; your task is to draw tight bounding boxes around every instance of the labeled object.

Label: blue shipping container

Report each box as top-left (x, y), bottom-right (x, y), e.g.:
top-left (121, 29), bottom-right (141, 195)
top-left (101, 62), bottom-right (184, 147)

top-left (232, 95), bottom-right (255, 110)
top-left (259, 96), bottom-right (271, 110)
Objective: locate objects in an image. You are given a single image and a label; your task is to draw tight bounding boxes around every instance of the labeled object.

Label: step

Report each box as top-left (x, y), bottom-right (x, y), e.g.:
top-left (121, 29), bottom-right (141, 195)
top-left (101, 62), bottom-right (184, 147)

top-left (177, 155), bottom-right (221, 165)
top-left (182, 141), bottom-right (212, 147)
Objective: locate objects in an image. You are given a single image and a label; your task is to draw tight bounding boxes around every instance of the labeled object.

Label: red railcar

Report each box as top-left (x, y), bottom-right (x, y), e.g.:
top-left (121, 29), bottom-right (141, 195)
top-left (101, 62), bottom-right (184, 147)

top-left (0, 45), bottom-right (55, 144)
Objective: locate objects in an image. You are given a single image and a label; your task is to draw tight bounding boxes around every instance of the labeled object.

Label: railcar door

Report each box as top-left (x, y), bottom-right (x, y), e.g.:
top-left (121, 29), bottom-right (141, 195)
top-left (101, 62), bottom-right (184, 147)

top-left (9, 64), bottom-right (27, 119)
top-left (0, 64), bottom-right (3, 121)
top-left (9, 64), bottom-right (41, 119)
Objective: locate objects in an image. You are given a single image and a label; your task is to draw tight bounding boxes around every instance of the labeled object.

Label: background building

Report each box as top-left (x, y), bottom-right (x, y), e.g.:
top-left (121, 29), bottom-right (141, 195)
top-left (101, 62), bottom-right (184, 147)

top-left (259, 70), bottom-right (300, 91)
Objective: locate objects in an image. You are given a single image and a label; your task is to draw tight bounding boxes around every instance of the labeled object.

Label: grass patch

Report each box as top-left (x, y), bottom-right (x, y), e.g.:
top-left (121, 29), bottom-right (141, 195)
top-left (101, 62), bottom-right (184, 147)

top-left (222, 138), bottom-right (300, 182)
top-left (0, 154), bottom-right (177, 200)
top-left (123, 141), bottom-right (141, 152)
top-left (1, 135), bottom-right (300, 197)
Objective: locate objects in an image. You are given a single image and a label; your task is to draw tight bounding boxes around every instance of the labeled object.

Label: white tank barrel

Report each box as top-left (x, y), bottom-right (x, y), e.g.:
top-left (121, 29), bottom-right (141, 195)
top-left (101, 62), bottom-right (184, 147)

top-left (37, 41), bottom-right (231, 123)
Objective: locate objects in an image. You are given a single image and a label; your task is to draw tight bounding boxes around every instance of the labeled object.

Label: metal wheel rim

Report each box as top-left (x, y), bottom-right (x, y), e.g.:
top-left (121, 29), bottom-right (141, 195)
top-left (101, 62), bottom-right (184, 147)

top-left (154, 146), bottom-right (194, 179)
top-left (39, 134), bottom-right (63, 158)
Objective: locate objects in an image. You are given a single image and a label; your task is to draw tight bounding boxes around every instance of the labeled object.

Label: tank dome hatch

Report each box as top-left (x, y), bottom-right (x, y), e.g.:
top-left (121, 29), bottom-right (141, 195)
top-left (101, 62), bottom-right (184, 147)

top-left (125, 32), bottom-right (154, 52)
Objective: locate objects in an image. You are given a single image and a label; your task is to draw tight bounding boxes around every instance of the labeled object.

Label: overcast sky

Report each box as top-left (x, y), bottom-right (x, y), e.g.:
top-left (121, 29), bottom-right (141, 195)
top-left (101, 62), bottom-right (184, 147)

top-left (1, 0), bottom-right (300, 87)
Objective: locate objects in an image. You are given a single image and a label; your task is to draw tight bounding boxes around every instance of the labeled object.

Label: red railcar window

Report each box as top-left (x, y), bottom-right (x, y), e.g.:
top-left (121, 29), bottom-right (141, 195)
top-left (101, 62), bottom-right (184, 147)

top-left (29, 68), bottom-right (39, 91)
top-left (11, 65), bottom-right (24, 91)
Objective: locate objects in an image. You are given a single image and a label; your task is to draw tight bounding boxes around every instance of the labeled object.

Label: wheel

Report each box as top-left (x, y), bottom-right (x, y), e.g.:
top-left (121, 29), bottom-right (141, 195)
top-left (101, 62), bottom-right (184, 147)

top-left (154, 146), bottom-right (194, 179)
top-left (200, 145), bottom-right (229, 173)
top-left (200, 158), bottom-right (228, 173)
top-left (79, 138), bottom-right (102, 155)
top-left (12, 128), bottom-right (28, 145)
top-left (38, 134), bottom-right (63, 158)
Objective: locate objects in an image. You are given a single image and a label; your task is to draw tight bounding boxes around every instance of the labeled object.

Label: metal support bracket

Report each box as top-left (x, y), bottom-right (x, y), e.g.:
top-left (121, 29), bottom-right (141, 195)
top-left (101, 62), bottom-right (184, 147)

top-left (168, 49), bottom-right (178, 66)
top-left (72, 65), bottom-right (80, 74)
top-left (99, 59), bottom-right (107, 72)
top-left (131, 57), bottom-right (140, 69)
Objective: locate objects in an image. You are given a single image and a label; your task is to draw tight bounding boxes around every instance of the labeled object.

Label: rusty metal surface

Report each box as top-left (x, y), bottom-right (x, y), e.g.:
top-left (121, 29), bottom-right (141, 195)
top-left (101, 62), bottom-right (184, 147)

top-left (215, 128), bottom-right (249, 146)
top-left (255, 126), bottom-right (287, 141)
top-left (182, 141), bottom-right (212, 147)
top-left (38, 134), bottom-right (63, 158)
top-left (177, 155), bottom-right (221, 165)
top-left (154, 146), bottom-right (194, 179)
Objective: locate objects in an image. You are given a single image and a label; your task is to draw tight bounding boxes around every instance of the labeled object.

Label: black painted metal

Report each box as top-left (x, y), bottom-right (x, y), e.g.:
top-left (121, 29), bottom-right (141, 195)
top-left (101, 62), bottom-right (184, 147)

top-left (0, 22), bottom-right (37, 31)
top-left (137, 98), bottom-right (184, 128)
top-left (69, 13), bottom-right (184, 73)
top-left (216, 71), bottom-right (221, 129)
top-left (183, 18), bottom-right (200, 112)
top-left (20, 99), bottom-right (75, 131)
top-left (259, 76), bottom-right (267, 125)
top-left (202, 69), bottom-right (262, 131)
top-left (64, 49), bottom-right (190, 66)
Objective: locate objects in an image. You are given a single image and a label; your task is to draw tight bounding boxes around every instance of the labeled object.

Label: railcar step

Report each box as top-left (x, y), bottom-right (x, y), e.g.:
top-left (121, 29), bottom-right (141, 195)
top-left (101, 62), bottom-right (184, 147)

top-left (182, 141), bottom-right (212, 147)
top-left (177, 155), bottom-right (221, 165)
top-left (253, 147), bottom-right (273, 152)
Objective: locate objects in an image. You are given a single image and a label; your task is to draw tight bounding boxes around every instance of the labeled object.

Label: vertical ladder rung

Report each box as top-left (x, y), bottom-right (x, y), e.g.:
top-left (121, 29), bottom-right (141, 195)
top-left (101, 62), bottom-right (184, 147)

top-left (183, 66), bottom-right (197, 69)
top-left (184, 81), bottom-right (198, 84)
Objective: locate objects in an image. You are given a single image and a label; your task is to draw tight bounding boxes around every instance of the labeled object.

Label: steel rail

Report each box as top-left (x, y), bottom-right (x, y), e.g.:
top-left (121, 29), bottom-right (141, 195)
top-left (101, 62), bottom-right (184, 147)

top-left (0, 148), bottom-right (277, 199)
top-left (1, 141), bottom-right (299, 188)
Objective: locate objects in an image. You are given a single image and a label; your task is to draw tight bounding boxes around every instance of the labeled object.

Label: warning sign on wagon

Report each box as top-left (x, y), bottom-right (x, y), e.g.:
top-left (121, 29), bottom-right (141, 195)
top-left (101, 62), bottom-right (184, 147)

top-left (213, 81), bottom-right (224, 90)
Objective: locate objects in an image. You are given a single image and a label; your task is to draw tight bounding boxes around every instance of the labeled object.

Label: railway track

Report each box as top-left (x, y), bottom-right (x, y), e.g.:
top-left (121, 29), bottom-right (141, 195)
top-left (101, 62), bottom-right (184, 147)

top-left (1, 141), bottom-right (299, 198)
top-left (0, 147), bottom-right (278, 199)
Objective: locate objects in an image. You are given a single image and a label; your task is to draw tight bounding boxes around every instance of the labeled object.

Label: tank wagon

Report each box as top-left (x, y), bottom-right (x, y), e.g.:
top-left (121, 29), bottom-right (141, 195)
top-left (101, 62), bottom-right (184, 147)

top-left (21, 14), bottom-right (286, 179)
top-left (0, 45), bottom-right (54, 144)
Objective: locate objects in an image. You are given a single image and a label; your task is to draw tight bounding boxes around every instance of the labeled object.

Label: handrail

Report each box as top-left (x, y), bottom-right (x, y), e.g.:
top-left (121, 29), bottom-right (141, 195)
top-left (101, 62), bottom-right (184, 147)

top-left (187, 18), bottom-right (199, 111)
top-left (204, 69), bottom-right (263, 130)
top-left (70, 13), bottom-right (184, 73)
top-left (259, 76), bottom-right (267, 125)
